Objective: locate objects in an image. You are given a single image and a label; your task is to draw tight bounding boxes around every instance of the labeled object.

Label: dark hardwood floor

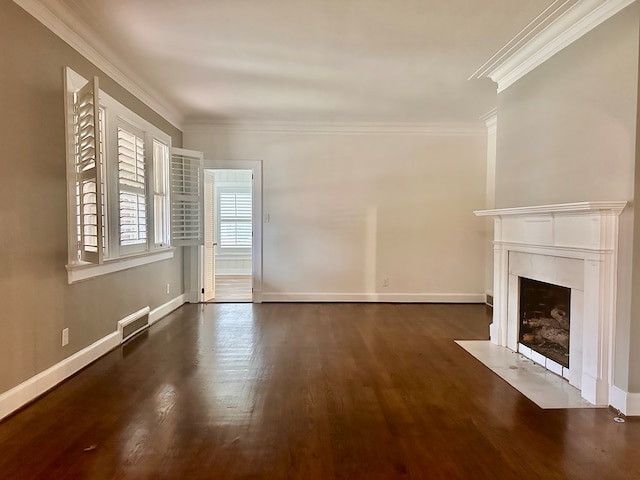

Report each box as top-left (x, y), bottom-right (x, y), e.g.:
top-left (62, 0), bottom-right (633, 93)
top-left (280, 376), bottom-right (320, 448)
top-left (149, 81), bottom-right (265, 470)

top-left (1, 303), bottom-right (639, 479)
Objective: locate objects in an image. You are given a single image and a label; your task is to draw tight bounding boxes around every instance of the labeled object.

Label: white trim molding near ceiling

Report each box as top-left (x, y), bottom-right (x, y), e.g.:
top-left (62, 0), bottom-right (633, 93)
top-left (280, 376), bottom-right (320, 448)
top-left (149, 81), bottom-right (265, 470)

top-left (183, 121), bottom-right (487, 136)
top-left (470, 0), bottom-right (637, 92)
top-left (479, 108), bottom-right (498, 130)
top-left (14, 0), bottom-right (184, 129)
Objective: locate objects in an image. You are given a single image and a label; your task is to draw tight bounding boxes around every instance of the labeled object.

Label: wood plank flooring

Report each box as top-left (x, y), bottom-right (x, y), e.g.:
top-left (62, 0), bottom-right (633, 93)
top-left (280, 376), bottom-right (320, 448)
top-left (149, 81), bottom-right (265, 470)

top-left (211, 275), bottom-right (252, 302)
top-left (1, 303), bottom-right (639, 479)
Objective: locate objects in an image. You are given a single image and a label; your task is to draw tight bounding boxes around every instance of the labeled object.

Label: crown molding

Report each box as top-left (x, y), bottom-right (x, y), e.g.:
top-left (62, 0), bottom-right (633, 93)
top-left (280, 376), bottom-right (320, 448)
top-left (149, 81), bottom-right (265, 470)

top-left (183, 120), bottom-right (487, 136)
top-left (474, 201), bottom-right (628, 217)
top-left (14, 0), bottom-right (184, 129)
top-left (479, 108), bottom-right (498, 134)
top-left (470, 0), bottom-right (636, 93)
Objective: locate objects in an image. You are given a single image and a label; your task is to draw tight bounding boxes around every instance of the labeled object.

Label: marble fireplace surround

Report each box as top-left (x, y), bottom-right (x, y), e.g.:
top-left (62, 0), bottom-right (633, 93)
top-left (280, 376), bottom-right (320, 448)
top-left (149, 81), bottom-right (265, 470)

top-left (475, 202), bottom-right (627, 406)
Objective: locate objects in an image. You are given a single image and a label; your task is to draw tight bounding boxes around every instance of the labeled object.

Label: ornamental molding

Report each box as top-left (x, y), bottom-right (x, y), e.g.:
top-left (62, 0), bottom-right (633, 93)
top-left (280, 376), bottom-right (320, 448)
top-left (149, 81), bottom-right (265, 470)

top-left (470, 0), bottom-right (637, 92)
top-left (474, 201), bottom-right (628, 217)
top-left (13, 0), bottom-right (184, 129)
top-left (184, 121), bottom-right (486, 136)
top-left (479, 108), bottom-right (497, 134)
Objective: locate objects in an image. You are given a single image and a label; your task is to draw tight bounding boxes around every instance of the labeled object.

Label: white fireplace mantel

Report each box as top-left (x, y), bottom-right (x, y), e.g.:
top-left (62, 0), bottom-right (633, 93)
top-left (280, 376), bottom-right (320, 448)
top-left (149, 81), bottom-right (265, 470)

top-left (474, 201), bottom-right (627, 407)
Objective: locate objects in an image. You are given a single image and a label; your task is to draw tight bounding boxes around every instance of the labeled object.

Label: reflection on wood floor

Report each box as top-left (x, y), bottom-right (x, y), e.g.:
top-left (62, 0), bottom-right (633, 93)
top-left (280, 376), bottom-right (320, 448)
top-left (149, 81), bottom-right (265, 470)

top-left (212, 274), bottom-right (252, 302)
top-left (2, 303), bottom-right (640, 479)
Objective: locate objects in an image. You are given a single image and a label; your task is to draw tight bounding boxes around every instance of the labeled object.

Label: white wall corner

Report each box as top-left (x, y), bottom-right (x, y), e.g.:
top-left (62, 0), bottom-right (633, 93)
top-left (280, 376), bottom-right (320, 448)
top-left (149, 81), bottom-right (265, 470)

top-left (469, 0), bottom-right (636, 92)
top-left (480, 108), bottom-right (498, 134)
top-left (609, 385), bottom-right (640, 416)
top-left (0, 331), bottom-right (120, 421)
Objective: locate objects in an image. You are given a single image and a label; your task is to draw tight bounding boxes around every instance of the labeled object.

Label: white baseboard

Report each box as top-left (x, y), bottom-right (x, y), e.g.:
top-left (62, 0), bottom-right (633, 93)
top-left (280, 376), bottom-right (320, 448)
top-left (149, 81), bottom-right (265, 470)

top-left (609, 385), bottom-right (640, 416)
top-left (0, 331), bottom-right (120, 421)
top-left (0, 293), bottom-right (187, 422)
top-left (261, 292), bottom-right (484, 303)
top-left (150, 294), bottom-right (187, 325)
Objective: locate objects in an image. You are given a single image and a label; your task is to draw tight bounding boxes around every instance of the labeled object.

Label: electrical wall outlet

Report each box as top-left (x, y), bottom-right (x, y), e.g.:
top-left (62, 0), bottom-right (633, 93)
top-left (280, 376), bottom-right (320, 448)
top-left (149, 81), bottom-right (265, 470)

top-left (62, 328), bottom-right (69, 347)
top-left (382, 278), bottom-right (390, 287)
top-left (166, 283), bottom-right (170, 294)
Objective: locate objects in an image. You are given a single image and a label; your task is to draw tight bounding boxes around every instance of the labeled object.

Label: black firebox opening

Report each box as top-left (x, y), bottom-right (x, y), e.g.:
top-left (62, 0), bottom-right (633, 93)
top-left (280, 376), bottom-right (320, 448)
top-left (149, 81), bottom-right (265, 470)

top-left (519, 277), bottom-right (571, 368)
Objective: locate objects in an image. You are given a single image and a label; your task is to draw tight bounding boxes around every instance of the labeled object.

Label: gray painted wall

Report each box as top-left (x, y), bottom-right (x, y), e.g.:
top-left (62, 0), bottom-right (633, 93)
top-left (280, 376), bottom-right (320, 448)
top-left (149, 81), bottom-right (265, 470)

top-left (495, 5), bottom-right (640, 392)
top-left (0, 2), bottom-right (184, 394)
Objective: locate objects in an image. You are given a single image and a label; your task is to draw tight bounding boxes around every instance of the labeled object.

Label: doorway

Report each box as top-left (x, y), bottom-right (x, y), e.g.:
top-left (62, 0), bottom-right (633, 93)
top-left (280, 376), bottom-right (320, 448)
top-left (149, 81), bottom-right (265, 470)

top-left (203, 167), bottom-right (256, 303)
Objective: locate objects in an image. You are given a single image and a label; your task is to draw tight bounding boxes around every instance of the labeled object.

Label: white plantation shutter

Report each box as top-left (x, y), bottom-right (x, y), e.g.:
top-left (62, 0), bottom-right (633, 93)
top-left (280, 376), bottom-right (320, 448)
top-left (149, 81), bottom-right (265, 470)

top-left (74, 76), bottom-right (104, 263)
top-left (171, 147), bottom-right (204, 246)
top-left (118, 127), bottom-right (147, 246)
top-left (219, 192), bottom-right (252, 247)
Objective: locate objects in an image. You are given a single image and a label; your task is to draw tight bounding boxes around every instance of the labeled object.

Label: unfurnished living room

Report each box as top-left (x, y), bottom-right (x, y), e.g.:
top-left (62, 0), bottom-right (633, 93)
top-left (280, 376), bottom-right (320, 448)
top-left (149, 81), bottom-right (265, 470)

top-left (2, 0), bottom-right (640, 478)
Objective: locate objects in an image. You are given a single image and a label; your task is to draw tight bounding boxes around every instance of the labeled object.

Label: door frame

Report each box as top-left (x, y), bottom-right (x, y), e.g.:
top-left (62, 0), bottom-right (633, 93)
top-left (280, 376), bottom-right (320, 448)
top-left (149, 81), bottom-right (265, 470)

top-left (195, 159), bottom-right (263, 303)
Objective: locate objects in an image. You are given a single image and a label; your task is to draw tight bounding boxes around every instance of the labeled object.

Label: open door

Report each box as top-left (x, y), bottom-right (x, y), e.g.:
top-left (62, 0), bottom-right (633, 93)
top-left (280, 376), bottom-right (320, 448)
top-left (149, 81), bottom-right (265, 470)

top-left (179, 158), bottom-right (262, 303)
top-left (203, 170), bottom-right (216, 301)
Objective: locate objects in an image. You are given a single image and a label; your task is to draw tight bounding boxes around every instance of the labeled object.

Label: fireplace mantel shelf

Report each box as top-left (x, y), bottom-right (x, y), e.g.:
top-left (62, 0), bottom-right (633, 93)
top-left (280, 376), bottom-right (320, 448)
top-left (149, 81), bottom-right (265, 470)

top-left (474, 201), bottom-right (627, 217)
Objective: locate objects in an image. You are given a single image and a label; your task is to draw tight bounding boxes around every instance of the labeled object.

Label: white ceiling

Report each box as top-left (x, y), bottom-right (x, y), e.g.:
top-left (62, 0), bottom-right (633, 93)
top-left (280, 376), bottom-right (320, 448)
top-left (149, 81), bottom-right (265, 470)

top-left (41, 0), bottom-right (554, 125)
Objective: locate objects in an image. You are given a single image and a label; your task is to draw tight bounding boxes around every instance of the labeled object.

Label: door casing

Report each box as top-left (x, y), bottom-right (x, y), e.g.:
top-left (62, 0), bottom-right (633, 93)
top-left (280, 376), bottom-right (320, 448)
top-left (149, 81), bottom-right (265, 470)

top-left (187, 159), bottom-right (263, 303)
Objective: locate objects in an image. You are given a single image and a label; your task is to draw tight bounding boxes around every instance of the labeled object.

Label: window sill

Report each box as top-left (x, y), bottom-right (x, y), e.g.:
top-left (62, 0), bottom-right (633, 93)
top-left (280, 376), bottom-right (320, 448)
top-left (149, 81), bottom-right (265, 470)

top-left (66, 248), bottom-right (176, 284)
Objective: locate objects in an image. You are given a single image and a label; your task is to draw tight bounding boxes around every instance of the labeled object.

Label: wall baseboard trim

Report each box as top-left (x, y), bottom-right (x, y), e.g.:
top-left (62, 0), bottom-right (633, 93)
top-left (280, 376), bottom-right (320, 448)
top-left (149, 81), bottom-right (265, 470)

top-left (150, 294), bottom-right (187, 325)
top-left (609, 385), bottom-right (640, 416)
top-left (0, 331), bottom-right (120, 421)
top-left (261, 293), bottom-right (484, 303)
top-left (0, 293), bottom-right (187, 422)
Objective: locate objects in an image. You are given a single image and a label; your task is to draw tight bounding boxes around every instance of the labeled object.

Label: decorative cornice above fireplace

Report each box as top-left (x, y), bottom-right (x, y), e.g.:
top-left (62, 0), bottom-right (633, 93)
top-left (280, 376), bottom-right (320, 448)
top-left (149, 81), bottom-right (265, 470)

top-left (474, 201), bottom-right (627, 217)
top-left (474, 201), bottom-right (628, 409)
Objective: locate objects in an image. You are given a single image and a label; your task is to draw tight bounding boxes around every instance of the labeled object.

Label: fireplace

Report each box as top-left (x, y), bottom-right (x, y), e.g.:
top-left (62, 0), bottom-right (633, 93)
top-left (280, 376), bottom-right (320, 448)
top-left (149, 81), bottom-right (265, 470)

top-left (519, 277), bottom-right (570, 371)
top-left (474, 202), bottom-right (626, 407)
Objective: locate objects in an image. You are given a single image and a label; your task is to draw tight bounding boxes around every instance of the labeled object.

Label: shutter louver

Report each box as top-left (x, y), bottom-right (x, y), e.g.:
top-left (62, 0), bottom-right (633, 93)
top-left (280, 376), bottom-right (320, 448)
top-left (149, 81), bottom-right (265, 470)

top-left (118, 127), bottom-right (147, 246)
top-left (74, 77), bottom-right (104, 263)
top-left (171, 148), bottom-right (204, 246)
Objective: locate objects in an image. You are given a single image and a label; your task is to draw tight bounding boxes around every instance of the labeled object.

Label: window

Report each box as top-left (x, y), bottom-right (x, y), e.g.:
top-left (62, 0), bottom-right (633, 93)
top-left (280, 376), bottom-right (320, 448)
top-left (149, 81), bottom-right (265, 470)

top-left (152, 139), bottom-right (170, 247)
top-left (118, 125), bottom-right (147, 249)
top-left (64, 67), bottom-right (180, 282)
top-left (218, 191), bottom-right (252, 248)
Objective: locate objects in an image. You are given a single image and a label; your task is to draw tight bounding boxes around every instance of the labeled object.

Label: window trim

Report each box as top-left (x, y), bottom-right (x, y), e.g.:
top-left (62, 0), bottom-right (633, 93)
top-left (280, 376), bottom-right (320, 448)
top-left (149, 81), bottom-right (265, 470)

top-left (66, 248), bottom-right (175, 284)
top-left (64, 67), bottom-right (174, 284)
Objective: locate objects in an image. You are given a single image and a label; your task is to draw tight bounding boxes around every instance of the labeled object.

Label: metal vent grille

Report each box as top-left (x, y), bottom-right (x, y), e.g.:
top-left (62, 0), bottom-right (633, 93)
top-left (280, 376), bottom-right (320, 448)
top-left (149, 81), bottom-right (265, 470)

top-left (486, 294), bottom-right (494, 307)
top-left (118, 306), bottom-right (151, 343)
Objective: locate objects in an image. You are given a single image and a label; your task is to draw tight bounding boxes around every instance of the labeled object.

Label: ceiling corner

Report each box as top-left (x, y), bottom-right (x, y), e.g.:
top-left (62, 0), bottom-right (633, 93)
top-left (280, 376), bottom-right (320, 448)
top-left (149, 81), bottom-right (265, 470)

top-left (13, 0), bottom-right (185, 131)
top-left (469, 0), bottom-right (636, 93)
